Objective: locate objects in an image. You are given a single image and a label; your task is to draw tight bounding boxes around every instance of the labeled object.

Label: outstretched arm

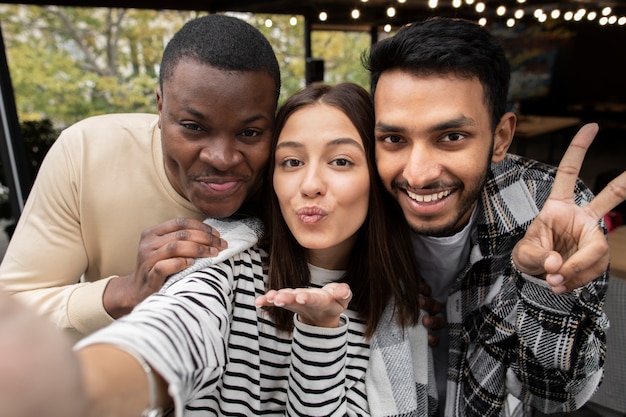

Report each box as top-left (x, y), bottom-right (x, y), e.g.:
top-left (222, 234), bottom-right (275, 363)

top-left (0, 291), bottom-right (86, 417)
top-left (512, 123), bottom-right (626, 293)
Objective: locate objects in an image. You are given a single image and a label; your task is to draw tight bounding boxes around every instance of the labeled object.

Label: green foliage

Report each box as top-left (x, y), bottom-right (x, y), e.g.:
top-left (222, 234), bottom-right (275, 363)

top-left (0, 6), bottom-right (372, 128)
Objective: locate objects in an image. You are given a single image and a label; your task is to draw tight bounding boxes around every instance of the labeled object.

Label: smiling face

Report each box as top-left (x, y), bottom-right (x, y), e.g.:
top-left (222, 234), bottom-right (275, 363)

top-left (157, 60), bottom-right (277, 218)
top-left (374, 70), bottom-right (513, 237)
top-left (273, 103), bottom-right (370, 269)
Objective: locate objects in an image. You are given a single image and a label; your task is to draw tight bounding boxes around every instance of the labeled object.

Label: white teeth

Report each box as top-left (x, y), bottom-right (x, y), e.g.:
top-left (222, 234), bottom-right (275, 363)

top-left (406, 189), bottom-right (451, 202)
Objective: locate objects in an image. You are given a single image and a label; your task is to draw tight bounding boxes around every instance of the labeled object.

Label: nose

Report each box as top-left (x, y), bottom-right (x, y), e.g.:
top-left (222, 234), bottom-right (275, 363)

top-left (402, 143), bottom-right (442, 189)
top-left (300, 163), bottom-right (326, 198)
top-left (199, 136), bottom-right (242, 172)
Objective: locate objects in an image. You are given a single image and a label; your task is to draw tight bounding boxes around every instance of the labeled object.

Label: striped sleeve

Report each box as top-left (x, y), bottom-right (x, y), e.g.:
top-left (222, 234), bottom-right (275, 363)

top-left (76, 258), bottom-right (238, 417)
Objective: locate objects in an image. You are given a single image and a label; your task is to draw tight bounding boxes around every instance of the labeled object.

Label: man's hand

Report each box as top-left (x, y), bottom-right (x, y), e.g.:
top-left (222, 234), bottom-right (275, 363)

top-left (512, 123), bottom-right (626, 293)
top-left (418, 281), bottom-right (445, 347)
top-left (0, 292), bottom-right (86, 417)
top-left (255, 283), bottom-right (352, 328)
top-left (104, 217), bottom-right (227, 318)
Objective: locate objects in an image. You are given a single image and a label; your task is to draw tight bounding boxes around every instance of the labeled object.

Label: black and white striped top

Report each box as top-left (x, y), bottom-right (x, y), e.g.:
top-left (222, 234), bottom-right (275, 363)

top-left (77, 246), bottom-right (370, 416)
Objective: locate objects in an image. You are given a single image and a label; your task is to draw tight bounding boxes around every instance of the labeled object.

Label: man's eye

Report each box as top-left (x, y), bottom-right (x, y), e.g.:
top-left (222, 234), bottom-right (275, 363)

top-left (241, 129), bottom-right (260, 138)
top-left (382, 135), bottom-right (403, 144)
top-left (182, 123), bottom-right (202, 131)
top-left (441, 132), bottom-right (464, 142)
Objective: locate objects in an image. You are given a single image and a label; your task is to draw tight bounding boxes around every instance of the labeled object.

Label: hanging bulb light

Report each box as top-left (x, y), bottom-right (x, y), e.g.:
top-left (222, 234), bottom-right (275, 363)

top-left (387, 6), bottom-right (396, 17)
top-left (351, 8), bottom-right (360, 19)
top-left (384, 24), bottom-right (392, 32)
top-left (289, 16), bottom-right (297, 26)
top-left (319, 11), bottom-right (327, 21)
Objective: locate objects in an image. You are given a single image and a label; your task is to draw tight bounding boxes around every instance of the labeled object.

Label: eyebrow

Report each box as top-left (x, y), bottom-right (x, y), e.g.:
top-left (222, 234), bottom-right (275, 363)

top-left (276, 137), bottom-right (364, 151)
top-left (376, 115), bottom-right (476, 133)
top-left (183, 105), bottom-right (269, 124)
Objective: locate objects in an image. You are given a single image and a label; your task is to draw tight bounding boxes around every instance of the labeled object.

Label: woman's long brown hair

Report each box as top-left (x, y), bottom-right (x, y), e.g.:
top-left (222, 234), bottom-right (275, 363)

top-left (261, 82), bottom-right (423, 338)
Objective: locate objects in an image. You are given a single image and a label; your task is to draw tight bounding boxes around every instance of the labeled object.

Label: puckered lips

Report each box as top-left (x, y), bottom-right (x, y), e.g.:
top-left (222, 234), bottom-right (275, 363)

top-left (296, 206), bottom-right (327, 224)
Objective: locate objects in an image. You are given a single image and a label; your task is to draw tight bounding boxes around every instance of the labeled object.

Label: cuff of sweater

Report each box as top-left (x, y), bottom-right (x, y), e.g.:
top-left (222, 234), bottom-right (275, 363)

top-left (66, 277), bottom-right (116, 337)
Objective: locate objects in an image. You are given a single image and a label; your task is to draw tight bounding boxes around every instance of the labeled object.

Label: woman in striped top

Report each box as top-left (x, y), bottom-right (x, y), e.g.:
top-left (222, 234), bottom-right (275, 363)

top-left (74, 82), bottom-right (430, 416)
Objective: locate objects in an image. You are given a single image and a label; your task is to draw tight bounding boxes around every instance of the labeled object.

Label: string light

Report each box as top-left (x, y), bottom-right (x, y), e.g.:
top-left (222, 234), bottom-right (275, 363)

top-left (289, 16), bottom-right (297, 26)
top-left (384, 24), bottom-right (392, 32)
top-left (309, 3), bottom-right (624, 28)
top-left (264, 18), bottom-right (272, 27)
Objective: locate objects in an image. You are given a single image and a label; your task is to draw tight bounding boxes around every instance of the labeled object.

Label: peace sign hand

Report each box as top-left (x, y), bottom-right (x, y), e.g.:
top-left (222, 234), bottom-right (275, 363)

top-left (512, 123), bottom-right (626, 293)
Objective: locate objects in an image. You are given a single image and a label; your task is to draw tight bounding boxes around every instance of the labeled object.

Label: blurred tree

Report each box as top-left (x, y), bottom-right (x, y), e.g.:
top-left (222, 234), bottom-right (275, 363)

top-left (0, 5), bottom-right (200, 127)
top-left (0, 6), bottom-right (372, 128)
top-left (312, 30), bottom-right (370, 87)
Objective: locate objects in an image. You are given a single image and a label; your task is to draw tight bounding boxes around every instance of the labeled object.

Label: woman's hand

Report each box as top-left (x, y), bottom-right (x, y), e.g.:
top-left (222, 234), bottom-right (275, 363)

top-left (255, 283), bottom-right (352, 328)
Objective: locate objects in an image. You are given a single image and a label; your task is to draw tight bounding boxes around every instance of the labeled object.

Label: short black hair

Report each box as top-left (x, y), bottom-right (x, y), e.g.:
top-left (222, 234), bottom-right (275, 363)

top-left (160, 14), bottom-right (280, 102)
top-left (364, 17), bottom-right (510, 129)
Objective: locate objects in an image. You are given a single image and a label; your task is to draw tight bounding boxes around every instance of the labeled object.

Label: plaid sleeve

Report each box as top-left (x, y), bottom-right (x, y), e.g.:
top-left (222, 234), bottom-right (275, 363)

top-left (507, 262), bottom-right (608, 413)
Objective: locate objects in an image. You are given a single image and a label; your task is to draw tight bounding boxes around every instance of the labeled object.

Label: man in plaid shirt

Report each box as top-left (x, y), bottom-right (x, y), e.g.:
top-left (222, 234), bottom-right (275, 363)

top-left (364, 17), bottom-right (626, 416)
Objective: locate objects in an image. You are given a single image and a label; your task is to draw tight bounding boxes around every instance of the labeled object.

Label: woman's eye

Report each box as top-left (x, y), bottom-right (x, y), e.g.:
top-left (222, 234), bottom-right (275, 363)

top-left (331, 158), bottom-right (353, 167)
top-left (281, 158), bottom-right (302, 168)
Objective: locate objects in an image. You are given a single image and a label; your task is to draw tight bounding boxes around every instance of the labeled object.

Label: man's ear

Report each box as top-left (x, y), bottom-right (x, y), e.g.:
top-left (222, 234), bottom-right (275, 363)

top-left (156, 87), bottom-right (163, 129)
top-left (492, 112), bottom-right (516, 163)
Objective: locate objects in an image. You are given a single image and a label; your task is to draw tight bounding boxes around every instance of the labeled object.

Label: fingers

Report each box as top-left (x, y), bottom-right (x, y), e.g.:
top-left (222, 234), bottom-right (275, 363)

top-left (427, 333), bottom-right (440, 348)
top-left (550, 123), bottom-right (598, 201)
top-left (422, 314), bottom-right (446, 331)
top-left (254, 284), bottom-right (352, 328)
top-left (142, 218), bottom-right (228, 256)
top-left (586, 170), bottom-right (626, 221)
top-left (549, 237), bottom-right (609, 293)
top-left (418, 294), bottom-right (442, 316)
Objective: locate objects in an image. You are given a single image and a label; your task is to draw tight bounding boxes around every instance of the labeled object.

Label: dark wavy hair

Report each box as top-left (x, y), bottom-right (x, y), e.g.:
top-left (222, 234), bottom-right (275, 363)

top-left (262, 82), bottom-right (423, 337)
top-left (159, 14), bottom-right (280, 102)
top-left (364, 17), bottom-right (510, 130)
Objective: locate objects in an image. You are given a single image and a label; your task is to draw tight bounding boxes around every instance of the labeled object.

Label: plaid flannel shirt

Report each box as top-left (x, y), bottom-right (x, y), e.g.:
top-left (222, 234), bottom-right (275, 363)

top-left (443, 154), bottom-right (609, 416)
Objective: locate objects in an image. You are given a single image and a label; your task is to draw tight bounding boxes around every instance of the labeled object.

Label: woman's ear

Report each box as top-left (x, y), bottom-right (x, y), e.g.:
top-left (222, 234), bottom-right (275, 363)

top-left (492, 112), bottom-right (516, 163)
